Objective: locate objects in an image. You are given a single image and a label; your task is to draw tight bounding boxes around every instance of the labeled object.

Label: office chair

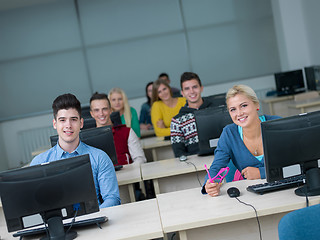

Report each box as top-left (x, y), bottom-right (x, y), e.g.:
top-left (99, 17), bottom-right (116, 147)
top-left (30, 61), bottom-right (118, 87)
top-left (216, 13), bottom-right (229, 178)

top-left (278, 204), bottom-right (320, 240)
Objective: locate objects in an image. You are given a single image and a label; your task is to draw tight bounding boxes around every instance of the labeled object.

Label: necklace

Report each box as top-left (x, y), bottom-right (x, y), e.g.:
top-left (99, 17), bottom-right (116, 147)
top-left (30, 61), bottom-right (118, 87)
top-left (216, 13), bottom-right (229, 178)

top-left (243, 132), bottom-right (260, 156)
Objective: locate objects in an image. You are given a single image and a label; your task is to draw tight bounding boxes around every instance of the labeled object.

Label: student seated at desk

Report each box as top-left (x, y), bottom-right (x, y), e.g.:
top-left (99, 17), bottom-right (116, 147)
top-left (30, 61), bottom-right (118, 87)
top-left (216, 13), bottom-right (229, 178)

top-left (139, 81), bottom-right (153, 131)
top-left (108, 87), bottom-right (141, 138)
top-left (202, 85), bottom-right (281, 197)
top-left (151, 78), bottom-right (186, 137)
top-left (31, 93), bottom-right (120, 208)
top-left (170, 72), bottom-right (215, 157)
top-left (90, 92), bottom-right (147, 166)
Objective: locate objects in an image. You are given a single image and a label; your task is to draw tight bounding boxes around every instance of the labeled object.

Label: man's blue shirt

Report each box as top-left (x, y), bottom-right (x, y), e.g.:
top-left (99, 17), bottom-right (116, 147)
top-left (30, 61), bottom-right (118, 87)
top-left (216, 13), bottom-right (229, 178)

top-left (31, 141), bottom-right (121, 208)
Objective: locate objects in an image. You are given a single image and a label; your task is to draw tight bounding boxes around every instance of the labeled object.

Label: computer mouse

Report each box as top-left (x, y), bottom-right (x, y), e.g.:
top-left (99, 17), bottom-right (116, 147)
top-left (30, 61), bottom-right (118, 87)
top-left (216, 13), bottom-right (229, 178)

top-left (227, 187), bottom-right (240, 198)
top-left (179, 155), bottom-right (187, 161)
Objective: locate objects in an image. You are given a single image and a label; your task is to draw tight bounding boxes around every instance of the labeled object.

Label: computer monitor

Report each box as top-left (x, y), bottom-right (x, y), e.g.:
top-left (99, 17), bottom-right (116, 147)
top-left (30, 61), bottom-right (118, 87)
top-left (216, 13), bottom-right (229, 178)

top-left (262, 111), bottom-right (320, 196)
top-left (274, 69), bottom-right (306, 96)
top-left (50, 126), bottom-right (118, 166)
top-left (204, 93), bottom-right (226, 108)
top-left (82, 117), bottom-right (97, 130)
top-left (0, 154), bottom-right (99, 238)
top-left (194, 105), bottom-right (233, 156)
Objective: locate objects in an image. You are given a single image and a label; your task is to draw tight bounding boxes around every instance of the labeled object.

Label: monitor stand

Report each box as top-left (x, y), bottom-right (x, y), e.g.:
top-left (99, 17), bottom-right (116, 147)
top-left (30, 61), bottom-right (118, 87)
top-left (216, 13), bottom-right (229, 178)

top-left (41, 216), bottom-right (77, 240)
top-left (295, 168), bottom-right (320, 197)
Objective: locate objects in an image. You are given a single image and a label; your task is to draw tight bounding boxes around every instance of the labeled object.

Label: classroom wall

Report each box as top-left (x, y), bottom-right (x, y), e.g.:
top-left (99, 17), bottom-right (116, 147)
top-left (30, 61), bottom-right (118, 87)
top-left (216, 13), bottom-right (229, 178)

top-left (1, 0), bottom-right (320, 170)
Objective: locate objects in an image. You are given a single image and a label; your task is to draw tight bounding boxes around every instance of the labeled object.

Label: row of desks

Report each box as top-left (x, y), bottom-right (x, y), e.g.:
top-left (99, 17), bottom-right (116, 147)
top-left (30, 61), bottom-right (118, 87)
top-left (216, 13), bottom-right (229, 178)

top-left (2, 179), bottom-right (320, 240)
top-left (118, 154), bottom-right (213, 203)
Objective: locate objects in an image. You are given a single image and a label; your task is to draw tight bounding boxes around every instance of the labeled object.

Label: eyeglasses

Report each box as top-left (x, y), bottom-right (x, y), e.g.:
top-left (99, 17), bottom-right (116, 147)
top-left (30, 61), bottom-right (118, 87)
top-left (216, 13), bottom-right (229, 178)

top-left (204, 164), bottom-right (230, 184)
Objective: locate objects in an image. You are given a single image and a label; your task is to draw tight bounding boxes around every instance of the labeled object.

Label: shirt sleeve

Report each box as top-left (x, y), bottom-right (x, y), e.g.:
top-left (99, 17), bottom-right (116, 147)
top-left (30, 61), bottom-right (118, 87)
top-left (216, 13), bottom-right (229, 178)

top-left (130, 107), bottom-right (141, 138)
top-left (128, 129), bottom-right (147, 165)
top-left (151, 101), bottom-right (171, 137)
top-left (170, 117), bottom-right (187, 157)
top-left (97, 152), bottom-right (121, 208)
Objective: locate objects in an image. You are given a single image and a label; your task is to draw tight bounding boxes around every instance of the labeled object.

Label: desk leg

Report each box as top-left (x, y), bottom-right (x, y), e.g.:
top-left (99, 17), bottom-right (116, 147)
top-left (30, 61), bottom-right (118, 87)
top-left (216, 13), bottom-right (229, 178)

top-left (128, 184), bottom-right (136, 202)
top-left (179, 230), bottom-right (187, 240)
top-left (152, 148), bottom-right (158, 161)
top-left (153, 179), bottom-right (160, 195)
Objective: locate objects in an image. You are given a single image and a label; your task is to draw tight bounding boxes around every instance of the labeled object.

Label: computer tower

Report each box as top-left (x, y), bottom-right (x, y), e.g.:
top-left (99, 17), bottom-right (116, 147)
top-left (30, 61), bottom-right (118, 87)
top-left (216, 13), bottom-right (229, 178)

top-left (305, 66), bottom-right (320, 90)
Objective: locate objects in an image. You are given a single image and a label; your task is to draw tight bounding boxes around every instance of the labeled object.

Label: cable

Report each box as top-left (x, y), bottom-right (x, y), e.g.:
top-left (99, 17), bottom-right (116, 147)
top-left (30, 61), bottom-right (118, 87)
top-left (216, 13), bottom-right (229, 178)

top-left (170, 232), bottom-right (176, 240)
top-left (65, 209), bottom-right (79, 235)
top-left (304, 185), bottom-right (309, 207)
top-left (183, 161), bottom-right (202, 187)
top-left (235, 197), bottom-right (262, 240)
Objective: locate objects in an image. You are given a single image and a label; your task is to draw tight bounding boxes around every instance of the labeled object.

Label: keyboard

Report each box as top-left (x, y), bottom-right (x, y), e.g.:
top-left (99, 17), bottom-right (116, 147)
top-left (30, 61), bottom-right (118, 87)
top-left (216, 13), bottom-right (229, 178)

top-left (13, 216), bottom-right (108, 237)
top-left (246, 175), bottom-right (305, 195)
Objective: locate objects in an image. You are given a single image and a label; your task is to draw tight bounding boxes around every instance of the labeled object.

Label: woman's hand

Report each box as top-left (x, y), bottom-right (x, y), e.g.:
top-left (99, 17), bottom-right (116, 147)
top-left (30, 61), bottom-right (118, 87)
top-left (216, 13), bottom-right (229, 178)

top-left (156, 119), bottom-right (165, 128)
top-left (204, 179), bottom-right (221, 197)
top-left (241, 167), bottom-right (260, 179)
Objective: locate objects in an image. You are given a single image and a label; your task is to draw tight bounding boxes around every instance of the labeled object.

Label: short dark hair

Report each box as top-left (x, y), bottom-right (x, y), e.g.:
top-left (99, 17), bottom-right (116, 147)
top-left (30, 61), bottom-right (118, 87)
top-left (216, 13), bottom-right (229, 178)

top-left (52, 93), bottom-right (81, 119)
top-left (89, 92), bottom-right (111, 110)
top-left (158, 72), bottom-right (169, 79)
top-left (180, 72), bottom-right (202, 89)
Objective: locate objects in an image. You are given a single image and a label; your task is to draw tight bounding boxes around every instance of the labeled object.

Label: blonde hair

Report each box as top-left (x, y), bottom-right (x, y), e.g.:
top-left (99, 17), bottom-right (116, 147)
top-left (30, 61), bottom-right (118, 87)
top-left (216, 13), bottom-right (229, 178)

top-left (226, 85), bottom-right (259, 105)
top-left (151, 78), bottom-right (173, 105)
top-left (108, 87), bottom-right (132, 128)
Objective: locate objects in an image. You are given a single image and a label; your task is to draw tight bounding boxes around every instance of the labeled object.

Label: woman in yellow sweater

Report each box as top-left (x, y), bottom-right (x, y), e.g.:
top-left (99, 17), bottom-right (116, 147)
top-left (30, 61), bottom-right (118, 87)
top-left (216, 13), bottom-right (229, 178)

top-left (151, 78), bottom-right (186, 137)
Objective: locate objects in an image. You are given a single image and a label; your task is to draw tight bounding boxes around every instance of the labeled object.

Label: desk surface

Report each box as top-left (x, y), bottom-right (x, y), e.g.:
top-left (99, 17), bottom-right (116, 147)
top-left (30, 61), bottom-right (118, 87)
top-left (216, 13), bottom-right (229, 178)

top-left (116, 163), bottom-right (141, 186)
top-left (261, 95), bottom-right (294, 103)
top-left (157, 179), bottom-right (320, 233)
top-left (1, 199), bottom-right (163, 240)
top-left (141, 154), bottom-right (213, 180)
top-left (287, 97), bottom-right (320, 108)
top-left (140, 136), bottom-right (171, 149)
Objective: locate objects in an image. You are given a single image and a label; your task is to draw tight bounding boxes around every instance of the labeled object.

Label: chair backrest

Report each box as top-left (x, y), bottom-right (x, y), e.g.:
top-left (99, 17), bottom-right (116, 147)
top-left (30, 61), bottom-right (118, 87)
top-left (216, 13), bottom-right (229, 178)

top-left (278, 204), bottom-right (320, 240)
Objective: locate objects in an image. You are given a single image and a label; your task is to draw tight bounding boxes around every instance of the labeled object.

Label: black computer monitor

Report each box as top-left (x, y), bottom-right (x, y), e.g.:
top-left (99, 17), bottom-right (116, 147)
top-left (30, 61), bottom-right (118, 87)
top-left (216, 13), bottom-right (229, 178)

top-left (262, 111), bottom-right (320, 196)
top-left (0, 154), bottom-right (99, 238)
top-left (204, 93), bottom-right (226, 108)
top-left (50, 126), bottom-right (118, 166)
top-left (274, 69), bottom-right (306, 96)
top-left (194, 105), bottom-right (233, 156)
top-left (82, 117), bottom-right (97, 130)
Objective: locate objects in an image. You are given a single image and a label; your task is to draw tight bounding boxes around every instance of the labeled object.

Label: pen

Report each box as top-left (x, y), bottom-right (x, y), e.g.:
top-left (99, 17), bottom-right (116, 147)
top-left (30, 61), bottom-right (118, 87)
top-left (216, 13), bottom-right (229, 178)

top-left (204, 164), bottom-right (214, 183)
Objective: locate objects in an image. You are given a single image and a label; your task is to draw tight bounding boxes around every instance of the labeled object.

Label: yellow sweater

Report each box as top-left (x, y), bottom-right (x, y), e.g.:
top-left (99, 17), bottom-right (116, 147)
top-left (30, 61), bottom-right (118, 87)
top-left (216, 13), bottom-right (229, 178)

top-left (151, 97), bottom-right (186, 137)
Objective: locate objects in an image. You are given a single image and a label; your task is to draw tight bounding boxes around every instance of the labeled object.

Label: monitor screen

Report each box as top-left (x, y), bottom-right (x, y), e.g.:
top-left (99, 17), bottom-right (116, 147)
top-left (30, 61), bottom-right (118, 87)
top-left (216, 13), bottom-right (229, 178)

top-left (194, 105), bottom-right (233, 156)
top-left (0, 154), bottom-right (99, 237)
top-left (262, 111), bottom-right (320, 196)
top-left (50, 126), bottom-right (118, 166)
top-left (274, 69), bottom-right (305, 96)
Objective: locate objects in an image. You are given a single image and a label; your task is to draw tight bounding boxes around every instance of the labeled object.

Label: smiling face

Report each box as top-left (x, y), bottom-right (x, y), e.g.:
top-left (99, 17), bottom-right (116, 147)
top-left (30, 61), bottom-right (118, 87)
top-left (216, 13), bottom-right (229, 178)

top-left (90, 99), bottom-right (112, 127)
top-left (109, 92), bottom-right (124, 112)
top-left (227, 93), bottom-right (260, 128)
top-left (181, 79), bottom-right (203, 108)
top-left (157, 83), bottom-right (171, 101)
top-left (53, 108), bottom-right (83, 150)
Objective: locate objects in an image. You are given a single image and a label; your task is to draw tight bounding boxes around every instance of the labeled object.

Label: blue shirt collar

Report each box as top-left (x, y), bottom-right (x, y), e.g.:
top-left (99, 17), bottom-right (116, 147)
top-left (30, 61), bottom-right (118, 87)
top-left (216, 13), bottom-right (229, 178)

top-left (55, 140), bottom-right (86, 158)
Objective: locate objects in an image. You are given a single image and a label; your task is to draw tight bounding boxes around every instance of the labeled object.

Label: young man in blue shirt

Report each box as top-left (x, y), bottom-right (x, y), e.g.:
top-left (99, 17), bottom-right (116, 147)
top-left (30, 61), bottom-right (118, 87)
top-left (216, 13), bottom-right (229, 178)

top-left (31, 93), bottom-right (120, 208)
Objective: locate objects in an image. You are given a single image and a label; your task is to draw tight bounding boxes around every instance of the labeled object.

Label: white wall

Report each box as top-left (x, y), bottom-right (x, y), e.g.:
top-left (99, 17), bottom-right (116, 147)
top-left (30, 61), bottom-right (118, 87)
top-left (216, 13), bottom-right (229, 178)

top-left (1, 0), bottom-right (320, 170)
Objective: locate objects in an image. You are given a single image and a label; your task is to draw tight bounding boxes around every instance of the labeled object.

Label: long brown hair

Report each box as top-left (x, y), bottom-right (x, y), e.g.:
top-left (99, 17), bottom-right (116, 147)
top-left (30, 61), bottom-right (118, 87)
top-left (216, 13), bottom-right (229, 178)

top-left (151, 78), bottom-right (172, 105)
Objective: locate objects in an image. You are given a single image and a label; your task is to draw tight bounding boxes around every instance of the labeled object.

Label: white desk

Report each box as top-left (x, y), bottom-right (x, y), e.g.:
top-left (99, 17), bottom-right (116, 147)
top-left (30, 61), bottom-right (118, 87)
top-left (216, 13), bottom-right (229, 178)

top-left (141, 155), bottom-right (213, 194)
top-left (157, 180), bottom-right (320, 240)
top-left (1, 199), bottom-right (164, 240)
top-left (116, 164), bottom-right (142, 204)
top-left (261, 95), bottom-right (294, 117)
top-left (140, 136), bottom-right (174, 161)
top-left (287, 98), bottom-right (320, 115)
